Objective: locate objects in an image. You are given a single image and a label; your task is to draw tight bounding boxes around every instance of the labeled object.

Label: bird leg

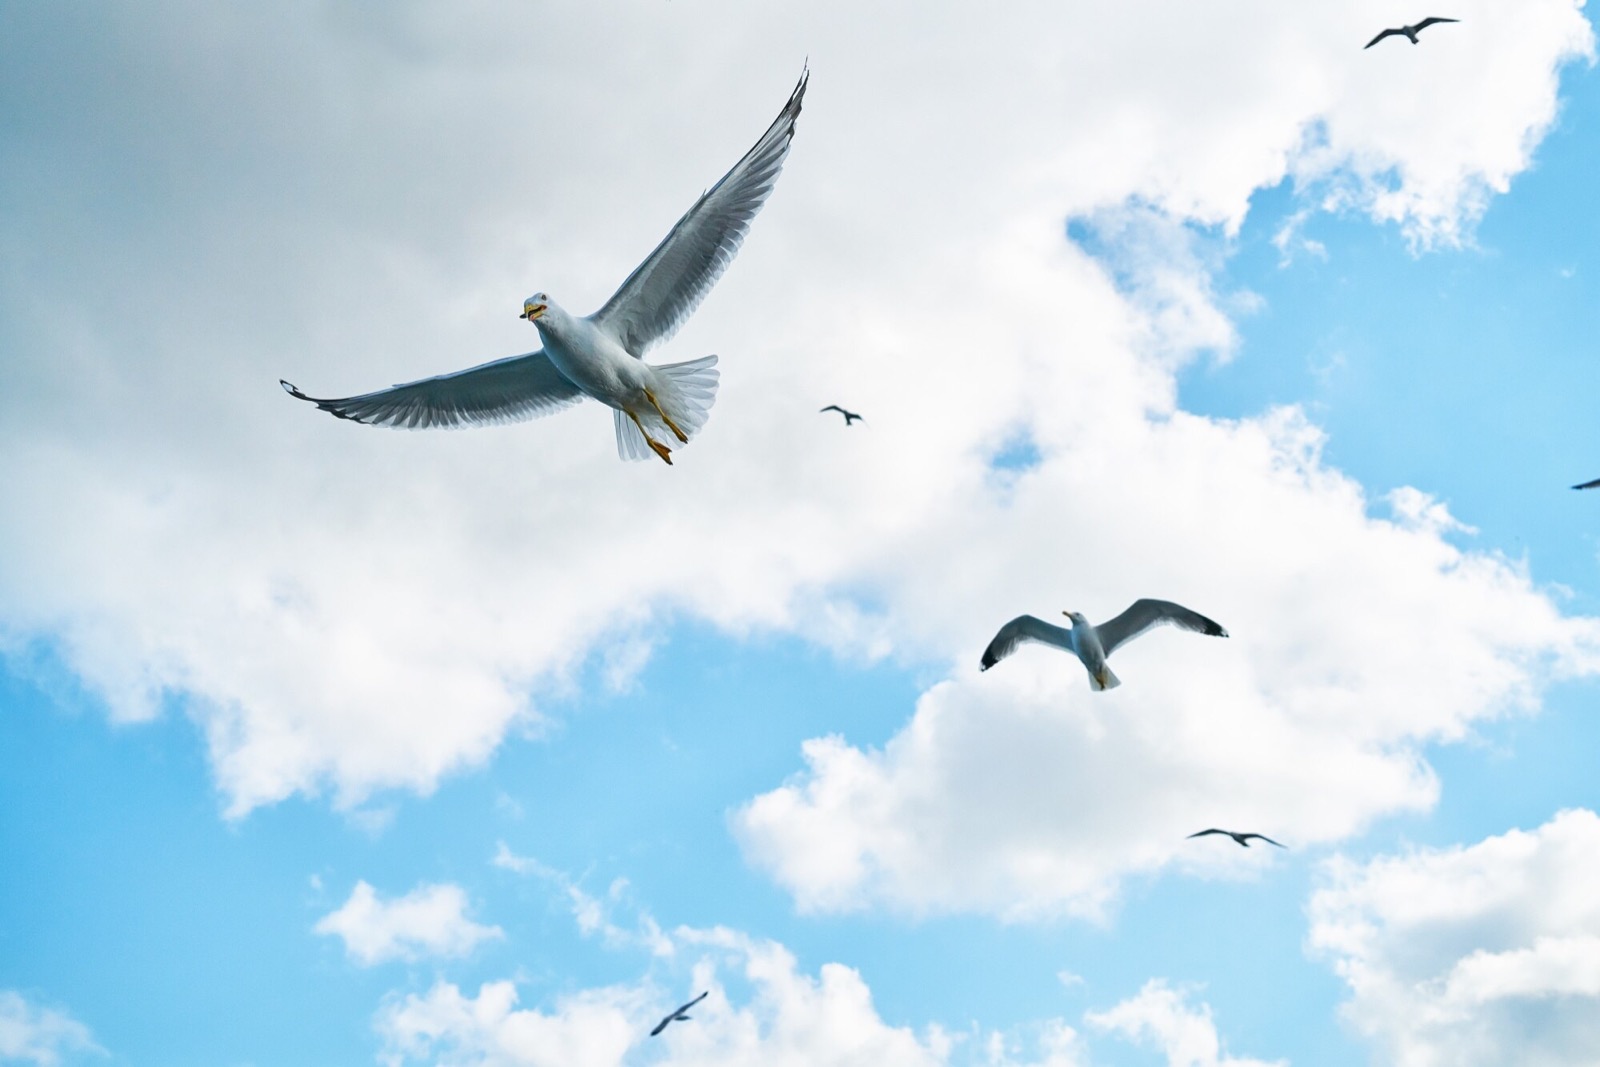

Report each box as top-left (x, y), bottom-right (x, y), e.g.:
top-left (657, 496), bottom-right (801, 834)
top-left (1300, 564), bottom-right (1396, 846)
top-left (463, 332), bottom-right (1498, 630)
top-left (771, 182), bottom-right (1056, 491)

top-left (627, 410), bottom-right (674, 465)
top-left (644, 389), bottom-right (690, 444)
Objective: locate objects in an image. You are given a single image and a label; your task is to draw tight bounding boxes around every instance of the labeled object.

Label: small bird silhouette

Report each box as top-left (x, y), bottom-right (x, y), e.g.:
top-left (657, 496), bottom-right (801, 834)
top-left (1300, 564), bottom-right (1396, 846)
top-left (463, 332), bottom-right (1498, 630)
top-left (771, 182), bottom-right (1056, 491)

top-left (650, 991), bottom-right (708, 1037)
top-left (1364, 17), bottom-right (1459, 49)
top-left (1187, 828), bottom-right (1286, 849)
top-left (1572, 477), bottom-right (1600, 490)
top-left (820, 404), bottom-right (864, 426)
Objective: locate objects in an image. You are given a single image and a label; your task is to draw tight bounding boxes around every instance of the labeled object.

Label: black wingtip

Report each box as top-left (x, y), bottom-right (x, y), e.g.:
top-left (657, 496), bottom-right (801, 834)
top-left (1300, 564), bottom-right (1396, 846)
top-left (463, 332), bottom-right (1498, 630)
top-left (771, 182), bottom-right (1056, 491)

top-left (1573, 478), bottom-right (1600, 490)
top-left (280, 379), bottom-right (310, 401)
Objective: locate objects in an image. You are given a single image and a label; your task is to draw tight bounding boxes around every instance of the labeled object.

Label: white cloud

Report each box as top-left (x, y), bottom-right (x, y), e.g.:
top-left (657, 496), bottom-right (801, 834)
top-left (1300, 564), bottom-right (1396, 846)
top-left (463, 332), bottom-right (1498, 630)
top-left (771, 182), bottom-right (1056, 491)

top-left (315, 880), bottom-right (503, 966)
top-left (373, 918), bottom-right (1289, 1067)
top-left (1308, 809), bottom-right (1600, 1066)
top-left (493, 843), bottom-right (673, 957)
top-left (1085, 981), bottom-right (1282, 1067)
top-left (0, 991), bottom-right (101, 1066)
top-left (0, 0), bottom-right (1593, 826)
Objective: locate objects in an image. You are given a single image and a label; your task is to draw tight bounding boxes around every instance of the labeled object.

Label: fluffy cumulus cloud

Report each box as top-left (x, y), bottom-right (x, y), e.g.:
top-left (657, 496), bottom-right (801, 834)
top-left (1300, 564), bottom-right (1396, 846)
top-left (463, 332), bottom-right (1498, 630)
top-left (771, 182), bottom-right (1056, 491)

top-left (374, 921), bottom-right (1278, 1067)
top-left (1085, 981), bottom-right (1281, 1067)
top-left (0, 991), bottom-right (101, 1066)
top-left (1308, 809), bottom-right (1600, 1066)
top-left (315, 880), bottom-right (503, 966)
top-left (0, 0), bottom-right (1594, 833)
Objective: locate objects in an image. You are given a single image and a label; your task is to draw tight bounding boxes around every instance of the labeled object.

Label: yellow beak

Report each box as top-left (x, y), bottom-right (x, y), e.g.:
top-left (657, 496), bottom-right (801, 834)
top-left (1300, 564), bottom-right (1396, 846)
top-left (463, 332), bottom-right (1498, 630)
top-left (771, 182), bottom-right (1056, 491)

top-left (521, 303), bottom-right (547, 321)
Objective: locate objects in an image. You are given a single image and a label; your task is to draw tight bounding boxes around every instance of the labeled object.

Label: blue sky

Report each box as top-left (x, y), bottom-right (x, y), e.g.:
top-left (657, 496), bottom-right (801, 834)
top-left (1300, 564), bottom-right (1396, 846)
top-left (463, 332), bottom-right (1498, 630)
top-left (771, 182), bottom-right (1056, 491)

top-left (6, 3), bottom-right (1600, 1066)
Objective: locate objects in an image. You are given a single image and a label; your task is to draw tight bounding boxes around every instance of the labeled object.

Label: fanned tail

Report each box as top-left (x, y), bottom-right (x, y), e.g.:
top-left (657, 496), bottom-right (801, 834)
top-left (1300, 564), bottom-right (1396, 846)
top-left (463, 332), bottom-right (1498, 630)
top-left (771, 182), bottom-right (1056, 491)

top-left (1091, 666), bottom-right (1122, 692)
top-left (613, 355), bottom-right (720, 462)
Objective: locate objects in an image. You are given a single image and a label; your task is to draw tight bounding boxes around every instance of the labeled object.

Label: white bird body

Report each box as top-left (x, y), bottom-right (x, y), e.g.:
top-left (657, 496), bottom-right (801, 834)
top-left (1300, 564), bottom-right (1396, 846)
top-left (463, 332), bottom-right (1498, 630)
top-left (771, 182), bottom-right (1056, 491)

top-left (535, 302), bottom-right (660, 413)
top-left (980, 599), bottom-right (1227, 691)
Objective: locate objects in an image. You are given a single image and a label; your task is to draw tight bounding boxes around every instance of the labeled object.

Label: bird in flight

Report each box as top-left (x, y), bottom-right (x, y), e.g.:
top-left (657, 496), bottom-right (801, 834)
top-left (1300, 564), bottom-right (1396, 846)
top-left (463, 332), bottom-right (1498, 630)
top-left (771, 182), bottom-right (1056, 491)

top-left (650, 991), bottom-right (708, 1037)
top-left (980, 598), bottom-right (1228, 690)
top-left (281, 68), bottom-right (810, 466)
top-left (820, 404), bottom-right (864, 426)
top-left (1572, 477), bottom-right (1600, 490)
top-left (1187, 828), bottom-right (1286, 849)
top-left (1364, 17), bottom-right (1459, 49)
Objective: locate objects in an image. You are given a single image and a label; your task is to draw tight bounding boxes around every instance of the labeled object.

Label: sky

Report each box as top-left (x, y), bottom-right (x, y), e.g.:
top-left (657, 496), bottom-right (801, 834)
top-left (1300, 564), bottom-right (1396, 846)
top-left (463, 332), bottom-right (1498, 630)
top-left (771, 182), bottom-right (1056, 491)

top-left (5, 1), bottom-right (1600, 1064)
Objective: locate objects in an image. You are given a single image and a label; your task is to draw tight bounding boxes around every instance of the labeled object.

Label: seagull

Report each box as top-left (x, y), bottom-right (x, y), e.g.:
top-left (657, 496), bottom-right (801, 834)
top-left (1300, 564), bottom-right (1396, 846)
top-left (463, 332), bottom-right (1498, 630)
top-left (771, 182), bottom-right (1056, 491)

top-left (979, 599), bottom-right (1228, 690)
top-left (650, 991), bottom-right (708, 1037)
top-left (1572, 477), bottom-right (1600, 490)
top-left (820, 404), bottom-right (864, 426)
top-left (1187, 828), bottom-right (1286, 849)
top-left (1364, 17), bottom-right (1459, 49)
top-left (281, 68), bottom-right (810, 466)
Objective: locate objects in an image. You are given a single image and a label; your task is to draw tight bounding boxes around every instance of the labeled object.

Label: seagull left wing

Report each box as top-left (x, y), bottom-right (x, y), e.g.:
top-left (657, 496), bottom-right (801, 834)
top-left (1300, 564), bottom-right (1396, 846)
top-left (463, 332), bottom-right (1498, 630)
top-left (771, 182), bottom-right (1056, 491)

top-left (1095, 599), bottom-right (1228, 658)
top-left (1414, 17), bottom-right (1460, 30)
top-left (591, 68), bottom-right (808, 357)
top-left (1363, 27), bottom-right (1402, 48)
top-left (980, 615), bottom-right (1076, 671)
top-left (281, 349), bottom-right (584, 429)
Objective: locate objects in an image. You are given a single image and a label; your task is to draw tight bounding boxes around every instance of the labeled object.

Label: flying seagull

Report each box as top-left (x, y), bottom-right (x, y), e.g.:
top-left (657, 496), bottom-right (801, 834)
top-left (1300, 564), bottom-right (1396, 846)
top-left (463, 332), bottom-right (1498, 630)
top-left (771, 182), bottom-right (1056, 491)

top-left (650, 991), bottom-right (708, 1037)
top-left (1364, 17), bottom-right (1459, 49)
top-left (820, 404), bottom-right (864, 426)
top-left (1572, 477), bottom-right (1600, 490)
top-left (1188, 828), bottom-right (1286, 849)
top-left (281, 68), bottom-right (810, 466)
top-left (980, 598), bottom-right (1228, 690)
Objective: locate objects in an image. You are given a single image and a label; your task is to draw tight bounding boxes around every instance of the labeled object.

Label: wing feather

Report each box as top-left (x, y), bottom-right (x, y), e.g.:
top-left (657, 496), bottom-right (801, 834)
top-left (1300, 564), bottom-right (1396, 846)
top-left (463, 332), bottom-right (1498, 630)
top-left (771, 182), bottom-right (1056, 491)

top-left (1364, 27), bottom-right (1402, 48)
top-left (281, 349), bottom-right (584, 430)
top-left (591, 68), bottom-right (808, 356)
top-left (980, 615), bottom-right (1077, 671)
top-left (1094, 599), bottom-right (1227, 658)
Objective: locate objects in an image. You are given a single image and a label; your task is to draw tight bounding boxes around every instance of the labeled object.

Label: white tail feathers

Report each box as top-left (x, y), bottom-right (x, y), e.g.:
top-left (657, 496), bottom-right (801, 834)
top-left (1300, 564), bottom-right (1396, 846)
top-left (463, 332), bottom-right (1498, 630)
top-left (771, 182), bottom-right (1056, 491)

top-left (613, 355), bottom-right (720, 462)
top-left (1091, 667), bottom-right (1122, 691)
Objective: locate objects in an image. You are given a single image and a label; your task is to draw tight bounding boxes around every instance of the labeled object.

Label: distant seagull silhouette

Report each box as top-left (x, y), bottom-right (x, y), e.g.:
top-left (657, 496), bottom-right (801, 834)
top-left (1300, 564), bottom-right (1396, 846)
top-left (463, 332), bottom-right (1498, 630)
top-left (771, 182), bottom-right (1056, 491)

top-left (820, 404), bottom-right (864, 426)
top-left (1573, 477), bottom-right (1600, 490)
top-left (1188, 828), bottom-right (1286, 848)
top-left (1364, 17), bottom-right (1459, 49)
top-left (650, 991), bottom-right (708, 1037)
top-left (980, 598), bottom-right (1228, 690)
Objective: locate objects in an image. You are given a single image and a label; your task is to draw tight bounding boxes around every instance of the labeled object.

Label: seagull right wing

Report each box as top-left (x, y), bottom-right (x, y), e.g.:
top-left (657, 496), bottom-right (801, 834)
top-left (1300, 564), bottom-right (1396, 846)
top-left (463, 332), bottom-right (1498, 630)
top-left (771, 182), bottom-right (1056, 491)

top-left (1414, 16), bottom-right (1460, 30)
top-left (1186, 829), bottom-right (1228, 840)
top-left (1095, 599), bottom-right (1228, 658)
top-left (1363, 27), bottom-right (1402, 48)
top-left (281, 349), bottom-right (584, 429)
top-left (980, 615), bottom-right (1077, 671)
top-left (820, 405), bottom-right (845, 414)
top-left (1243, 834), bottom-right (1287, 848)
top-left (1574, 477), bottom-right (1600, 490)
top-left (591, 68), bottom-right (808, 357)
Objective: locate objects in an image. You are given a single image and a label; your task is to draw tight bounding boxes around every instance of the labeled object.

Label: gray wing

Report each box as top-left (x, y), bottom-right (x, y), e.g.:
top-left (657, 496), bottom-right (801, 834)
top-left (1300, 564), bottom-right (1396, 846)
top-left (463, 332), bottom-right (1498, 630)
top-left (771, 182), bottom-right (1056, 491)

top-left (980, 615), bottom-right (1077, 671)
top-left (1414, 17), bottom-right (1459, 30)
top-left (280, 349), bottom-right (584, 429)
top-left (1573, 477), bottom-right (1600, 490)
top-left (1364, 27), bottom-right (1402, 48)
top-left (1095, 599), bottom-right (1228, 658)
top-left (1242, 834), bottom-right (1287, 848)
top-left (590, 68), bottom-right (808, 357)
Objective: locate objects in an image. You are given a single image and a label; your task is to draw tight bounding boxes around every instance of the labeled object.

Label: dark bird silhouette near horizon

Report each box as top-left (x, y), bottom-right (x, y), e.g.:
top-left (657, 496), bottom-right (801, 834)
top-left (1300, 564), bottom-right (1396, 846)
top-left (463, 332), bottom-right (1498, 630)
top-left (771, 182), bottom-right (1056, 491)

top-left (1188, 828), bottom-right (1286, 848)
top-left (1364, 17), bottom-right (1459, 49)
top-left (820, 404), bottom-right (864, 426)
top-left (1572, 477), bottom-right (1600, 490)
top-left (980, 598), bottom-right (1227, 691)
top-left (650, 991), bottom-right (708, 1037)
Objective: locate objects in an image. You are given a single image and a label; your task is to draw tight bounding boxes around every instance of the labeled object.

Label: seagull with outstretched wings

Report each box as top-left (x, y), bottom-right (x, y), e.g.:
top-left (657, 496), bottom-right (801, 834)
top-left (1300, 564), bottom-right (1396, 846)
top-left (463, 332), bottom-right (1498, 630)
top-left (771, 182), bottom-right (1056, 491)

top-left (650, 991), bottom-right (708, 1037)
top-left (1364, 17), bottom-right (1459, 49)
top-left (282, 68), bottom-right (809, 466)
top-left (1187, 828), bottom-right (1286, 849)
top-left (820, 404), bottom-right (864, 426)
top-left (980, 598), bottom-right (1228, 691)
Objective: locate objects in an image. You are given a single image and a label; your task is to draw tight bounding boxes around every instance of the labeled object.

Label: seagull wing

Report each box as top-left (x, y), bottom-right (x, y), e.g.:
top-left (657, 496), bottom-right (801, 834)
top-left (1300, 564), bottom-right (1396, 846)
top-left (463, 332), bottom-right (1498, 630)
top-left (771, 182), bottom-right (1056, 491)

top-left (1414, 17), bottom-right (1460, 30)
top-left (980, 615), bottom-right (1077, 671)
top-left (1364, 27), bottom-right (1402, 48)
top-left (1095, 599), bottom-right (1228, 658)
top-left (820, 405), bottom-right (846, 414)
top-left (1242, 834), bottom-right (1287, 848)
top-left (281, 349), bottom-right (584, 429)
top-left (649, 1015), bottom-right (673, 1037)
top-left (1187, 828), bottom-right (1229, 840)
top-left (591, 69), bottom-right (808, 357)
top-left (1573, 477), bottom-right (1600, 490)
